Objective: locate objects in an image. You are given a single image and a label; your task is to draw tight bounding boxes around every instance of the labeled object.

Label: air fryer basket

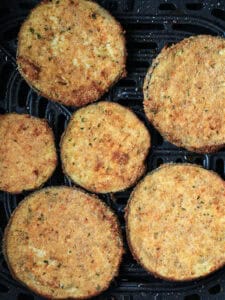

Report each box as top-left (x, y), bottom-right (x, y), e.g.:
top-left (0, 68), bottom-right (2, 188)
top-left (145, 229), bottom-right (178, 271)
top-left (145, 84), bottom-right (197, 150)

top-left (0, 0), bottom-right (225, 299)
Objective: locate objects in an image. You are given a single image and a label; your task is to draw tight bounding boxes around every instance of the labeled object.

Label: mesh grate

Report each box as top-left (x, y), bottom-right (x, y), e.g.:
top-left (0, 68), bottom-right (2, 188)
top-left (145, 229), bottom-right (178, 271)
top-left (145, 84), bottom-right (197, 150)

top-left (0, 1), bottom-right (225, 299)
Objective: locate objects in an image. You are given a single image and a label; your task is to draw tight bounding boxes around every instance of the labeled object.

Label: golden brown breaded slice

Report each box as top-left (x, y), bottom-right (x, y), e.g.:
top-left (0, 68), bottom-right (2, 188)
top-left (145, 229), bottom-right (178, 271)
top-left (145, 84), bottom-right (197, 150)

top-left (17, 0), bottom-right (126, 107)
top-left (0, 113), bottom-right (57, 194)
top-left (3, 186), bottom-right (123, 299)
top-left (60, 101), bottom-right (150, 193)
top-left (126, 163), bottom-right (225, 281)
top-left (144, 35), bottom-right (225, 153)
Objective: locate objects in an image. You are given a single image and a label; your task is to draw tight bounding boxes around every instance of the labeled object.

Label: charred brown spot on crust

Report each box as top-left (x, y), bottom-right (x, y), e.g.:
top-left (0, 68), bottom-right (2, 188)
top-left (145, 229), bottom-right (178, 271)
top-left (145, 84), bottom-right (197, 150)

top-left (69, 0), bottom-right (77, 5)
top-left (33, 127), bottom-right (44, 137)
top-left (18, 56), bottom-right (41, 81)
top-left (71, 86), bottom-right (101, 106)
top-left (18, 124), bottom-right (29, 131)
top-left (33, 169), bottom-right (39, 176)
top-left (101, 70), bottom-right (108, 79)
top-left (94, 160), bottom-right (104, 172)
top-left (92, 81), bottom-right (104, 93)
top-left (57, 81), bottom-right (67, 86)
top-left (112, 151), bottom-right (129, 165)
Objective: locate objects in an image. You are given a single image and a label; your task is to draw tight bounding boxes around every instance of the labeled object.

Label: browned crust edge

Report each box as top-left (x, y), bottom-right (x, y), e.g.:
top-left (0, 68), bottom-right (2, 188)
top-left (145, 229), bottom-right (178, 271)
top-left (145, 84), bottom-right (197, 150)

top-left (17, 0), bottom-right (127, 107)
top-left (59, 101), bottom-right (151, 193)
top-left (143, 35), bottom-right (225, 154)
top-left (0, 113), bottom-right (57, 194)
top-left (61, 152), bottom-right (147, 194)
top-left (125, 162), bottom-right (225, 282)
top-left (3, 185), bottom-right (124, 299)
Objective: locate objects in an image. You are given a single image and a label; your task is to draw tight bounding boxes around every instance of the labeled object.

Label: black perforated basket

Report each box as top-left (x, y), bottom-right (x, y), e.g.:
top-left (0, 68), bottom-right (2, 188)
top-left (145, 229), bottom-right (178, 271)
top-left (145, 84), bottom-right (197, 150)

top-left (0, 1), bottom-right (225, 299)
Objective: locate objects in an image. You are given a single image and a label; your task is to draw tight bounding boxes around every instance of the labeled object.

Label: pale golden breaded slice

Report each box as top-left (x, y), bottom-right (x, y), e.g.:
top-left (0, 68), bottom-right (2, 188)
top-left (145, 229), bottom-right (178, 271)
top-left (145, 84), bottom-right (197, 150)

top-left (144, 35), bottom-right (225, 153)
top-left (17, 0), bottom-right (126, 107)
top-left (0, 113), bottom-right (57, 194)
top-left (126, 163), bottom-right (225, 281)
top-left (3, 186), bottom-right (123, 299)
top-left (60, 101), bottom-right (151, 193)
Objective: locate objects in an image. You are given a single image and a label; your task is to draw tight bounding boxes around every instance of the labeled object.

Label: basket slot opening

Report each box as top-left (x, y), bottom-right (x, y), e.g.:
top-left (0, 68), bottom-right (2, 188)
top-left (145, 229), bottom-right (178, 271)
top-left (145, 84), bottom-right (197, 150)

top-left (117, 79), bottom-right (137, 87)
top-left (0, 201), bottom-right (8, 230)
top-left (15, 194), bottom-right (26, 205)
top-left (1, 260), bottom-right (9, 272)
top-left (122, 292), bottom-right (136, 300)
top-left (0, 63), bottom-right (14, 101)
top-left (121, 272), bottom-right (159, 282)
top-left (152, 131), bottom-right (164, 146)
top-left (0, 8), bottom-right (10, 18)
top-left (46, 109), bottom-right (56, 126)
top-left (127, 41), bottom-right (158, 50)
top-left (117, 100), bottom-right (143, 112)
top-left (3, 26), bottom-right (19, 42)
top-left (158, 3), bottom-right (176, 11)
top-left (112, 196), bottom-right (127, 205)
top-left (123, 0), bottom-right (135, 11)
top-left (47, 164), bottom-right (65, 186)
top-left (18, 81), bottom-right (29, 108)
top-left (64, 176), bottom-right (72, 186)
top-left (172, 23), bottom-right (216, 35)
top-left (0, 283), bottom-right (9, 293)
top-left (106, 1), bottom-right (118, 11)
top-left (211, 8), bottom-right (225, 21)
top-left (122, 251), bottom-right (137, 262)
top-left (112, 190), bottom-right (132, 205)
top-left (38, 97), bottom-right (48, 118)
top-left (194, 157), bottom-right (203, 166)
top-left (55, 114), bottom-right (67, 144)
top-left (124, 23), bottom-right (164, 31)
top-left (186, 3), bottom-right (204, 10)
top-left (215, 158), bottom-right (224, 178)
top-left (17, 293), bottom-right (34, 300)
top-left (0, 107), bottom-right (6, 113)
top-left (19, 2), bottom-right (35, 10)
top-left (208, 283), bottom-right (221, 295)
top-left (127, 60), bottom-right (150, 69)
top-left (184, 294), bottom-right (200, 300)
top-left (156, 157), bottom-right (164, 167)
top-left (176, 158), bottom-right (183, 162)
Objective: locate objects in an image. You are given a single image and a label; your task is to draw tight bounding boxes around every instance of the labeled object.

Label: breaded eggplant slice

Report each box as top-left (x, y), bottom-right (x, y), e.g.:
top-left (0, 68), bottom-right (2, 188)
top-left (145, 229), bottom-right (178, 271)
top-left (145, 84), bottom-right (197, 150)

top-left (60, 101), bottom-right (151, 193)
top-left (126, 163), bottom-right (225, 281)
top-left (17, 0), bottom-right (126, 107)
top-left (0, 113), bottom-right (57, 194)
top-left (3, 186), bottom-right (123, 299)
top-left (144, 35), bottom-right (225, 153)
